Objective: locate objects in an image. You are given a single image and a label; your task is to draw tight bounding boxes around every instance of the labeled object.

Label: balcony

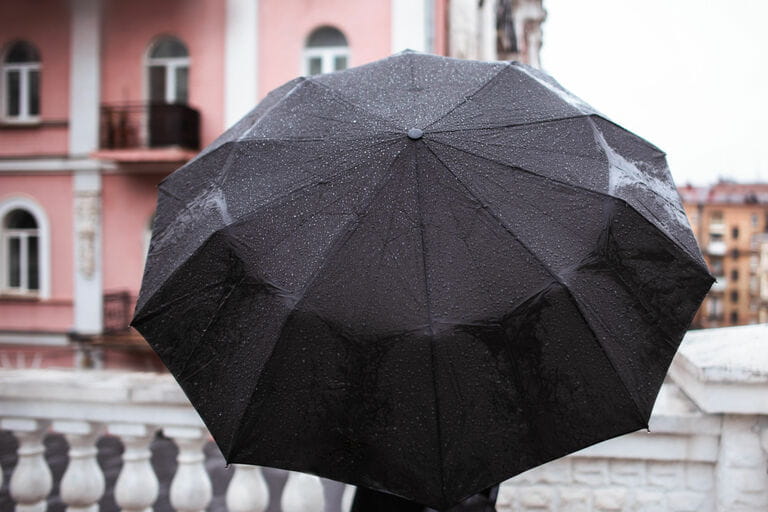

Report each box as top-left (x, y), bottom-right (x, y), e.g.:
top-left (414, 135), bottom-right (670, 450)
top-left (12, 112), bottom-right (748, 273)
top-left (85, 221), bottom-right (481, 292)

top-left (707, 240), bottom-right (727, 256)
top-left (95, 103), bottom-right (200, 163)
top-left (103, 290), bottom-right (132, 334)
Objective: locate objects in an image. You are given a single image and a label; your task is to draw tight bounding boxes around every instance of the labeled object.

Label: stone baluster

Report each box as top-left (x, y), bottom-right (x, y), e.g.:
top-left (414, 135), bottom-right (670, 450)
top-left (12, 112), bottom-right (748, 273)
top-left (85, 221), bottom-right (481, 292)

top-left (341, 484), bottom-right (355, 512)
top-left (281, 471), bottom-right (324, 512)
top-left (1, 418), bottom-right (53, 512)
top-left (111, 424), bottom-right (159, 512)
top-left (226, 464), bottom-right (269, 512)
top-left (57, 420), bottom-right (105, 512)
top-left (166, 426), bottom-right (212, 512)
top-left (321, 478), bottom-right (347, 512)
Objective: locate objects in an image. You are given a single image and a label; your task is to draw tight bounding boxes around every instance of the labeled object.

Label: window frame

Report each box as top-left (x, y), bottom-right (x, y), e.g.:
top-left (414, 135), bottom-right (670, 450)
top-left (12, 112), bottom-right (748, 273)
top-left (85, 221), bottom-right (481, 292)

top-left (0, 197), bottom-right (50, 299)
top-left (302, 27), bottom-right (350, 76)
top-left (145, 36), bottom-right (190, 105)
top-left (1, 41), bottom-right (41, 124)
top-left (302, 46), bottom-right (350, 76)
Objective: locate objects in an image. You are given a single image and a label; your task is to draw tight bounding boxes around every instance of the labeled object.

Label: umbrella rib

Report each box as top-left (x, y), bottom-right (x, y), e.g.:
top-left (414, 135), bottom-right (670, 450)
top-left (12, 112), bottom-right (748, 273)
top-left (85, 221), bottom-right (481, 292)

top-left (422, 63), bottom-right (511, 130)
top-left (426, 114), bottom-right (590, 135)
top-left (423, 143), bottom-right (649, 428)
top-left (157, 136), bottom-right (399, 246)
top-left (225, 143), bottom-right (409, 461)
top-left (220, 137), bottom-right (404, 229)
top-left (177, 274), bottom-right (247, 380)
top-left (146, 138), bottom-right (402, 303)
top-left (305, 77), bottom-right (406, 131)
top-left (426, 137), bottom-right (706, 269)
top-left (413, 144), bottom-right (448, 503)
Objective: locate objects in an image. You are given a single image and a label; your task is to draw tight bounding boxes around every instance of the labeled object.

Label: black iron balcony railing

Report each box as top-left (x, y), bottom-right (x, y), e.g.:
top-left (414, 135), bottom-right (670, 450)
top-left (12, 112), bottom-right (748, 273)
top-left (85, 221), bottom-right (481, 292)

top-left (103, 290), bottom-right (133, 334)
top-left (100, 102), bottom-right (200, 150)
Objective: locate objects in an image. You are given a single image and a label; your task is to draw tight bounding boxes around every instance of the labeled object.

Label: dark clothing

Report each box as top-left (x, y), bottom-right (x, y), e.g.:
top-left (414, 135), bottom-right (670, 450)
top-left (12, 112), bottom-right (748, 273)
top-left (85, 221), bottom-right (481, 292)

top-left (351, 486), bottom-right (498, 512)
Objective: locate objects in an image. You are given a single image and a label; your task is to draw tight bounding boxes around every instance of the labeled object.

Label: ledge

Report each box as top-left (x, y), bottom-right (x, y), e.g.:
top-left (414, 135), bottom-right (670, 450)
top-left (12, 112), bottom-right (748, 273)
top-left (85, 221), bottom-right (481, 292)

top-left (573, 383), bottom-right (721, 463)
top-left (669, 324), bottom-right (768, 415)
top-left (91, 147), bottom-right (198, 163)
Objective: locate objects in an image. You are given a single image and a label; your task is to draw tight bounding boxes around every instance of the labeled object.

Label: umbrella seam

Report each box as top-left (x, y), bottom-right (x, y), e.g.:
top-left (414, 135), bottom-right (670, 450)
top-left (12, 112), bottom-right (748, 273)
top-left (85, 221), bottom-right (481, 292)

top-left (183, 78), bottom-right (306, 167)
top-left (305, 77), bottom-right (407, 131)
top-left (426, 114), bottom-right (590, 135)
top-left (140, 137), bottom-right (402, 316)
top-left (413, 143), bottom-right (448, 504)
top-left (175, 273), bottom-right (247, 379)
top-left (224, 142), bottom-right (409, 462)
top-left (426, 137), bottom-right (708, 271)
top-left (238, 77), bottom-right (310, 141)
top-left (214, 137), bottom-right (405, 232)
top-left (423, 63), bottom-right (511, 130)
top-left (423, 143), bottom-right (650, 427)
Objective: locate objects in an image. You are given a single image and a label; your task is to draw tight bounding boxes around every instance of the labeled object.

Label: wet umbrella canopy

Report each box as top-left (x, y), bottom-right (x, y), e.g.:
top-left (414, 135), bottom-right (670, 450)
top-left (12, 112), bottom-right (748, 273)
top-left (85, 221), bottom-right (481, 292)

top-left (133, 52), bottom-right (713, 509)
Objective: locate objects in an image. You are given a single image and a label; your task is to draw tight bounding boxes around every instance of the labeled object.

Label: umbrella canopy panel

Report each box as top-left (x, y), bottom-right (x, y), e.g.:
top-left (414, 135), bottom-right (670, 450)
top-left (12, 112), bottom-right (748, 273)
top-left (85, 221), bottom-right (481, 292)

top-left (133, 52), bottom-right (712, 509)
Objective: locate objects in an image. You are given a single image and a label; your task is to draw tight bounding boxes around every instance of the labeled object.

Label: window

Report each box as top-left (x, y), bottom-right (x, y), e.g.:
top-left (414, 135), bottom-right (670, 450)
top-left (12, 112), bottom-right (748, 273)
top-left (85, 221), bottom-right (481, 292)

top-left (729, 311), bottom-right (738, 324)
top-left (732, 226), bottom-right (739, 239)
top-left (751, 213), bottom-right (759, 228)
top-left (709, 258), bottom-right (723, 275)
top-left (731, 269), bottom-right (739, 281)
top-left (2, 41), bottom-right (40, 122)
top-left (730, 290), bottom-right (739, 303)
top-left (731, 248), bottom-right (740, 259)
top-left (147, 36), bottom-right (189, 104)
top-left (707, 296), bottom-right (722, 319)
top-left (303, 26), bottom-right (349, 76)
top-left (0, 198), bottom-right (49, 298)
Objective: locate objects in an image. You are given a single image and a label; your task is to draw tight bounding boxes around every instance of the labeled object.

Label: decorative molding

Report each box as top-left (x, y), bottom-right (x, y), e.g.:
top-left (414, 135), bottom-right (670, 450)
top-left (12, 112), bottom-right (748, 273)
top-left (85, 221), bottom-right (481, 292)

top-left (74, 190), bottom-right (99, 279)
top-left (0, 157), bottom-right (111, 173)
top-left (73, 169), bottom-right (102, 335)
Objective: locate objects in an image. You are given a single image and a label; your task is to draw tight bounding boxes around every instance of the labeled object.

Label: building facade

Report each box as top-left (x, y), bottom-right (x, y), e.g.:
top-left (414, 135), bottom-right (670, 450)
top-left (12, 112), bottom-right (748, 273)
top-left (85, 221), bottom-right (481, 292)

top-left (679, 182), bottom-right (768, 329)
top-left (0, 0), bottom-right (545, 369)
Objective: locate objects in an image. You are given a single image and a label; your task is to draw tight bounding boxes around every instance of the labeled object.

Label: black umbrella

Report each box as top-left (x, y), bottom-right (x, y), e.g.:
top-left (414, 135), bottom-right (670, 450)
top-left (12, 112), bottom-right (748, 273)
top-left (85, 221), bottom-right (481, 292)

top-left (133, 52), bottom-right (712, 510)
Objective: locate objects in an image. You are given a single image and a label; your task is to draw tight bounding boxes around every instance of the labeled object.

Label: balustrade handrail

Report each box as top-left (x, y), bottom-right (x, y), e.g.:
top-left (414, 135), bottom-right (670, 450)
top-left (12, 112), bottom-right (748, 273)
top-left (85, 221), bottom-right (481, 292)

top-left (0, 368), bottom-right (350, 512)
top-left (100, 101), bottom-right (201, 150)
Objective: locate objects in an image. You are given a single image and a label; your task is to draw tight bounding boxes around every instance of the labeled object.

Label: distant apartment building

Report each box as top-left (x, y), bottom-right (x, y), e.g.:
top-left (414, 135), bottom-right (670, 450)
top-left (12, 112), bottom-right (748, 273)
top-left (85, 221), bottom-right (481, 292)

top-left (0, 0), bottom-right (545, 369)
top-left (679, 182), bottom-right (768, 328)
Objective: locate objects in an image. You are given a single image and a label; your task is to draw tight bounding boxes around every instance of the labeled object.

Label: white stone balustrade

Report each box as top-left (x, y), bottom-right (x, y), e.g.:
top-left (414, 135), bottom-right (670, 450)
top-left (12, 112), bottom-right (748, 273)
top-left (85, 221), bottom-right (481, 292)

top-left (0, 324), bottom-right (767, 512)
top-left (0, 370), bottom-right (347, 512)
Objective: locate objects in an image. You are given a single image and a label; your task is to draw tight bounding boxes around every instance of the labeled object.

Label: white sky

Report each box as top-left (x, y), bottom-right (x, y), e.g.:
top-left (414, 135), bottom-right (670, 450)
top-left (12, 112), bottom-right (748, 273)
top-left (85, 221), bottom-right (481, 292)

top-left (540, 0), bottom-right (768, 186)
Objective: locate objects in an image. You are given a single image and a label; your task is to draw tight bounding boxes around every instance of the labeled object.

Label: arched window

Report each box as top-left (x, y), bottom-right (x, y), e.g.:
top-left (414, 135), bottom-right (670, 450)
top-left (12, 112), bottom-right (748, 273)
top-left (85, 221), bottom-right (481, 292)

top-left (303, 26), bottom-right (349, 76)
top-left (146, 36), bottom-right (189, 104)
top-left (2, 40), bottom-right (41, 121)
top-left (3, 209), bottom-right (39, 293)
top-left (0, 198), bottom-right (50, 298)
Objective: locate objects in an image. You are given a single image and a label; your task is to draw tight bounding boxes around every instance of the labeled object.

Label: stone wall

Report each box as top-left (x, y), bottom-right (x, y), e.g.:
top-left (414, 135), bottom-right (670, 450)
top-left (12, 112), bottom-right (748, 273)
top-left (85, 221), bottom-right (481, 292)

top-left (498, 458), bottom-right (716, 511)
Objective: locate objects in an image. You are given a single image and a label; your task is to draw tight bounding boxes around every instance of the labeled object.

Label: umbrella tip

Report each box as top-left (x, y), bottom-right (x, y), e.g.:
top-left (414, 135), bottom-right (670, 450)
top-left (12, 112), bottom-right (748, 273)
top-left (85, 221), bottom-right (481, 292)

top-left (407, 128), bottom-right (423, 140)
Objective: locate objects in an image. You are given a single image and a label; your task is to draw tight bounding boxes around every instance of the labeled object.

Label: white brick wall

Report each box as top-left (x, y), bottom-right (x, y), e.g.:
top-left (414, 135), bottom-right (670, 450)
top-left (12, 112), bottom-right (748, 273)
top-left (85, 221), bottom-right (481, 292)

top-left (497, 459), bottom-right (715, 512)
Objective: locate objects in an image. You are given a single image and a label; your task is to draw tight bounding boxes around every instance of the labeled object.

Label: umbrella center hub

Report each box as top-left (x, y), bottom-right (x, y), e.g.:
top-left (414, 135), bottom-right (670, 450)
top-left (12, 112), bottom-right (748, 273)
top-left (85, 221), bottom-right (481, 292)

top-left (407, 128), bottom-right (423, 140)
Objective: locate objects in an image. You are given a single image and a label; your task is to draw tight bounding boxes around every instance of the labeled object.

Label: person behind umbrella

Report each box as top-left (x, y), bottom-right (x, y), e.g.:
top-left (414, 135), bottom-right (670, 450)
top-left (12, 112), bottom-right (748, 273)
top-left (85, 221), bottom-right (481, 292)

top-left (351, 485), bottom-right (499, 512)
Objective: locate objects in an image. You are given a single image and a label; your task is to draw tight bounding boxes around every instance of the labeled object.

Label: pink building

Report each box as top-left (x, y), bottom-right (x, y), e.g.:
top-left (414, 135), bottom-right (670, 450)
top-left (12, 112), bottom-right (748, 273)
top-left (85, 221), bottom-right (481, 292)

top-left (0, 0), bottom-right (544, 369)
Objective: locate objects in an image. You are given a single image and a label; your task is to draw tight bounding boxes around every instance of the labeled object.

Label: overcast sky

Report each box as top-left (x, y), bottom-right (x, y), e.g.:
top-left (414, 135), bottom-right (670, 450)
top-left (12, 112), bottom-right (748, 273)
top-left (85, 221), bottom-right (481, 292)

top-left (540, 0), bottom-right (768, 186)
